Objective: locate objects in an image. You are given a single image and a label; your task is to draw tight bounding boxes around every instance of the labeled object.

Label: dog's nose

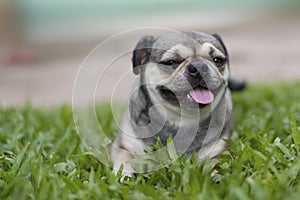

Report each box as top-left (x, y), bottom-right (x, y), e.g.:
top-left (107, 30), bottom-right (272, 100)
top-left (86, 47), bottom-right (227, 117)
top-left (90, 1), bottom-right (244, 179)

top-left (186, 61), bottom-right (208, 78)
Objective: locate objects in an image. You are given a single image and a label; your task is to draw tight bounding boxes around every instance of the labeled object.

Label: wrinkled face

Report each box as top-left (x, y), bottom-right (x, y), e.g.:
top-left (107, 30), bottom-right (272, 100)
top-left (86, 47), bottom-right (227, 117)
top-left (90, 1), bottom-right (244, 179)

top-left (137, 32), bottom-right (230, 111)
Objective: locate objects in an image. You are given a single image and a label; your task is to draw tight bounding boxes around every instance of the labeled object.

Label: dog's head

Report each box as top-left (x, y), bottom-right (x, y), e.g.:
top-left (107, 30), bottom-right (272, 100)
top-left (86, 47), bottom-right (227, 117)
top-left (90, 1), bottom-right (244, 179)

top-left (132, 32), bottom-right (230, 111)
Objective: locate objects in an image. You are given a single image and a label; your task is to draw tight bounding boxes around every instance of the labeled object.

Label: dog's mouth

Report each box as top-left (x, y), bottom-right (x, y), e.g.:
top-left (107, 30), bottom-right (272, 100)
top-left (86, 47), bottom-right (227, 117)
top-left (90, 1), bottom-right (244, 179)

top-left (158, 85), bottom-right (214, 107)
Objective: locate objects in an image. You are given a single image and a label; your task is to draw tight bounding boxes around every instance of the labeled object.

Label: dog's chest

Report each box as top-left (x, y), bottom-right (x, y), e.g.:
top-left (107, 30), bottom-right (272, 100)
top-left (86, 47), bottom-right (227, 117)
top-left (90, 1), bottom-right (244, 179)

top-left (141, 115), bottom-right (212, 154)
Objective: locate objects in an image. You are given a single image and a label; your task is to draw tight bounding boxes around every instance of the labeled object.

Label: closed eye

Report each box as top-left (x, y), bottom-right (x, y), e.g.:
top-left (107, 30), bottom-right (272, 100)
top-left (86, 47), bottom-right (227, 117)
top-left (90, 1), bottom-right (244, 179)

top-left (159, 60), bottom-right (181, 68)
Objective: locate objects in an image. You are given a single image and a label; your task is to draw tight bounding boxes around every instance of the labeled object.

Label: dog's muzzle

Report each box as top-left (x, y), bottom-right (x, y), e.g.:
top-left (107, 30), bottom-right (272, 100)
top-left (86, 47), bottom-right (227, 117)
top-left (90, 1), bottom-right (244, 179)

top-left (186, 60), bottom-right (209, 80)
top-left (158, 60), bottom-right (216, 107)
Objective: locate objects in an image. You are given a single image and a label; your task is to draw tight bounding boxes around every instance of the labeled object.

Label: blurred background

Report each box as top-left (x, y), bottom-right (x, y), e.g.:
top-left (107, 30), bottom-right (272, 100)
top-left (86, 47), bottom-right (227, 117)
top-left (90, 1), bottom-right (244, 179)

top-left (0, 0), bottom-right (300, 107)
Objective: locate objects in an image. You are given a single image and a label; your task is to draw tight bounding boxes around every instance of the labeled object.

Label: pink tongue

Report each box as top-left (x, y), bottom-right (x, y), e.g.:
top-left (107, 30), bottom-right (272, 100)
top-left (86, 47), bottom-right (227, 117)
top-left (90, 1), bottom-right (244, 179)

top-left (189, 87), bottom-right (214, 104)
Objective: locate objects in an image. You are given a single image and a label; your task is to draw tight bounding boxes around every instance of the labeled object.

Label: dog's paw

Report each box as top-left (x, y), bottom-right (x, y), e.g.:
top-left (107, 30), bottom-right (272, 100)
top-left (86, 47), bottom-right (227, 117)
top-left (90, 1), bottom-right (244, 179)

top-left (113, 164), bottom-right (135, 182)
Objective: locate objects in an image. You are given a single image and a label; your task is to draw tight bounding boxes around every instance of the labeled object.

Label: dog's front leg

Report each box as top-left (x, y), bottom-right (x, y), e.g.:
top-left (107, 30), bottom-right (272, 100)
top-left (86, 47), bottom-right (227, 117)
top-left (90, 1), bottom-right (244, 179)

top-left (110, 135), bottom-right (135, 178)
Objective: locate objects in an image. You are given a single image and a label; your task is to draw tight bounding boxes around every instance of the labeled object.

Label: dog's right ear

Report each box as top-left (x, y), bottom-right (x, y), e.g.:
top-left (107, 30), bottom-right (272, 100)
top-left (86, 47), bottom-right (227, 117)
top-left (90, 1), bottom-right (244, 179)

top-left (132, 36), bottom-right (155, 75)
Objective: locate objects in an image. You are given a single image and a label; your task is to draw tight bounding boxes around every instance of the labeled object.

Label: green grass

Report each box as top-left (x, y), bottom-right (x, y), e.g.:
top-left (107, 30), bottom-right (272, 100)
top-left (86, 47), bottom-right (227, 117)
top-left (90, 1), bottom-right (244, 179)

top-left (1, 82), bottom-right (300, 199)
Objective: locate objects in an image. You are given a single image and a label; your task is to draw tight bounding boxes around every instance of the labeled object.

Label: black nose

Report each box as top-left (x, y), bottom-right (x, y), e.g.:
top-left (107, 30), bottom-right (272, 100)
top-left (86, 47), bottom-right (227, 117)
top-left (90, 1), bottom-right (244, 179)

top-left (186, 61), bottom-right (208, 78)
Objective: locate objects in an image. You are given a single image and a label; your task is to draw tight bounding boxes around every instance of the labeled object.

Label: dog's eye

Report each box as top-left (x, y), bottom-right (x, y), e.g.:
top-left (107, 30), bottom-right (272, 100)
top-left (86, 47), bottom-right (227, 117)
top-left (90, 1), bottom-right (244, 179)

top-left (213, 57), bottom-right (226, 67)
top-left (160, 60), bottom-right (179, 68)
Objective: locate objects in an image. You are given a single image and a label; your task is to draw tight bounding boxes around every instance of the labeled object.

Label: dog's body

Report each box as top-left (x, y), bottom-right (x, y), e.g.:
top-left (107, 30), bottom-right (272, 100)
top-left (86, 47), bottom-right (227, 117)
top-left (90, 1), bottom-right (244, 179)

top-left (111, 32), bottom-right (241, 176)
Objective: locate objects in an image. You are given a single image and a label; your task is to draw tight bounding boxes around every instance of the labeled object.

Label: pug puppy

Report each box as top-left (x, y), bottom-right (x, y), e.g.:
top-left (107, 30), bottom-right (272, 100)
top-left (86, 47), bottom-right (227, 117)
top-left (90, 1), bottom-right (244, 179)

top-left (111, 31), bottom-right (243, 177)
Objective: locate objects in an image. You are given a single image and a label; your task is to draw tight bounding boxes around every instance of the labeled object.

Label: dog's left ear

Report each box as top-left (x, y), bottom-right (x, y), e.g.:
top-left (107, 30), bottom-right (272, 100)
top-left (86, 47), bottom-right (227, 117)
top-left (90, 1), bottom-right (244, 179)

top-left (212, 33), bottom-right (247, 91)
top-left (212, 33), bottom-right (228, 58)
top-left (132, 35), bottom-right (156, 75)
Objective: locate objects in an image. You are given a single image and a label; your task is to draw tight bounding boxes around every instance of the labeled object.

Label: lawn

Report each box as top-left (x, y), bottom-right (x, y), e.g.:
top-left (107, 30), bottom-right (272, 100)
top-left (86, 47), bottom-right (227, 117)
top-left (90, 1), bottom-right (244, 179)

top-left (1, 82), bottom-right (300, 199)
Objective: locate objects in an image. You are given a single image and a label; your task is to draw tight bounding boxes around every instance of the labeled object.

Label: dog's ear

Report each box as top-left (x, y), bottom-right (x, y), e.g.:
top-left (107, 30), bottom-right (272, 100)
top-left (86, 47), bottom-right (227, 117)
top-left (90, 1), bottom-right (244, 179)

top-left (132, 36), bottom-right (156, 75)
top-left (212, 33), bottom-right (246, 91)
top-left (212, 33), bottom-right (228, 58)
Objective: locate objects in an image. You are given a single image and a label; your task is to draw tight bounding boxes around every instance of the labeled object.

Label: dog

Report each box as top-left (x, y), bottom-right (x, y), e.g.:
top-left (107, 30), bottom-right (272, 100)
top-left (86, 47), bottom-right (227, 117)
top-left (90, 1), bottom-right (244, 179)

top-left (111, 31), bottom-right (244, 177)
